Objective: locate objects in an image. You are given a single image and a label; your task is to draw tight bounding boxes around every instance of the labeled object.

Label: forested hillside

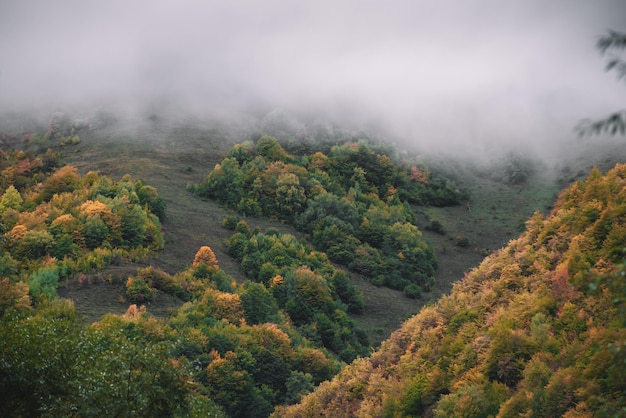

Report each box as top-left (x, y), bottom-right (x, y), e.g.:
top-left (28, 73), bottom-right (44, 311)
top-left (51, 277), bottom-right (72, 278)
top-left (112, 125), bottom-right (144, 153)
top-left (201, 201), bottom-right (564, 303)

top-left (0, 129), bottom-right (368, 416)
top-left (191, 136), bottom-right (467, 295)
top-left (1, 115), bottom-right (625, 417)
top-left (273, 164), bottom-right (626, 417)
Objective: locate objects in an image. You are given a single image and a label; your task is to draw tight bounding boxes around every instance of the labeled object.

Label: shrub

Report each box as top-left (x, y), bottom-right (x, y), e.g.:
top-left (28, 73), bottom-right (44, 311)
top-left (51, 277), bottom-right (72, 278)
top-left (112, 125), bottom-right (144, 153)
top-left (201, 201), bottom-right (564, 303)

top-left (427, 220), bottom-right (446, 235)
top-left (404, 283), bottom-right (423, 299)
top-left (125, 277), bottom-right (157, 304)
top-left (221, 216), bottom-right (241, 230)
top-left (456, 236), bottom-right (471, 248)
top-left (28, 267), bottom-right (60, 300)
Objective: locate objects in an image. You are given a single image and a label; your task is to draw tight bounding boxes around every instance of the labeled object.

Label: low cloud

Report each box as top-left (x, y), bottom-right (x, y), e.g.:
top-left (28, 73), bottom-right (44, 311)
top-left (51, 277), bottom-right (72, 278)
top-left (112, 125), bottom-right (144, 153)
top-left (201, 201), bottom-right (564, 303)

top-left (1, 0), bottom-right (624, 158)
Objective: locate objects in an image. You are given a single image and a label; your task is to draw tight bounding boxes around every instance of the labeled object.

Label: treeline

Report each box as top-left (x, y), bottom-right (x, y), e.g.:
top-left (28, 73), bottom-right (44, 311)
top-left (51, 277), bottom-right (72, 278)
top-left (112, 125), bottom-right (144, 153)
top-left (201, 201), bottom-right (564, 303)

top-left (274, 164), bottom-right (626, 417)
top-left (191, 136), bottom-right (467, 294)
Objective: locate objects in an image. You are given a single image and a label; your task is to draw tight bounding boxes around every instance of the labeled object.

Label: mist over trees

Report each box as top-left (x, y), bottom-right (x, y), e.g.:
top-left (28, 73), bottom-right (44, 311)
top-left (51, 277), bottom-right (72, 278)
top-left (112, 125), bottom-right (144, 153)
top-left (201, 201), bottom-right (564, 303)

top-left (0, 1), bottom-right (625, 414)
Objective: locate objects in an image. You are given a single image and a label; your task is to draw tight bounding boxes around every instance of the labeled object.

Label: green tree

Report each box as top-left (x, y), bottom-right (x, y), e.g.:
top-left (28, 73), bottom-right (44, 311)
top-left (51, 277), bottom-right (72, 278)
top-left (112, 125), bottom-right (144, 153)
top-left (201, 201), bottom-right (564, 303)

top-left (206, 350), bottom-right (255, 417)
top-left (239, 281), bottom-right (280, 325)
top-left (28, 267), bottom-right (61, 300)
top-left (0, 186), bottom-right (22, 213)
top-left (135, 181), bottom-right (167, 221)
top-left (83, 214), bottom-right (109, 249)
top-left (256, 135), bottom-right (288, 162)
top-left (17, 229), bottom-right (55, 259)
top-left (284, 371), bottom-right (314, 405)
top-left (275, 173), bottom-right (306, 221)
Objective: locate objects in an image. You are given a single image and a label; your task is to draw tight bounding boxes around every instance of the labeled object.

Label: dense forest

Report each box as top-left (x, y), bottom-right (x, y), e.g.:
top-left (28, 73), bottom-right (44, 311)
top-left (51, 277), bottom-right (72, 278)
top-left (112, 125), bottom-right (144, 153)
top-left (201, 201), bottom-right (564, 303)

top-left (273, 164), bottom-right (626, 417)
top-left (190, 135), bottom-right (467, 295)
top-left (0, 115), bottom-right (625, 417)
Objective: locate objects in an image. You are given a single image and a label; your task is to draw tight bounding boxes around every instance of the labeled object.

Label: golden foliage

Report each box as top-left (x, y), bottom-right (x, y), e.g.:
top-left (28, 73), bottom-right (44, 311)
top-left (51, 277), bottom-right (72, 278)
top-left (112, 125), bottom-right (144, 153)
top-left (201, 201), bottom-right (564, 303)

top-left (8, 224), bottom-right (27, 240)
top-left (192, 246), bottom-right (219, 269)
top-left (278, 163), bottom-right (626, 417)
top-left (123, 303), bottom-right (147, 319)
top-left (270, 274), bottom-right (284, 287)
top-left (0, 278), bottom-right (31, 314)
top-left (80, 200), bottom-right (110, 217)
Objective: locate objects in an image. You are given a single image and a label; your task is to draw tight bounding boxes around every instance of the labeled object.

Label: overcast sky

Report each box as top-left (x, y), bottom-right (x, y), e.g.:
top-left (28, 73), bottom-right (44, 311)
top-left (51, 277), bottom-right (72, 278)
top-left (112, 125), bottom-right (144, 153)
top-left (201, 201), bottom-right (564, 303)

top-left (0, 0), bottom-right (624, 156)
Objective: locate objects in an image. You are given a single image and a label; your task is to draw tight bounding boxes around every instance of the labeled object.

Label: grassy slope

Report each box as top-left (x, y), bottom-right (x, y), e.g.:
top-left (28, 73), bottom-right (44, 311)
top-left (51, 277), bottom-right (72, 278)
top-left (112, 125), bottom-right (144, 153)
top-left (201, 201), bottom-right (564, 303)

top-left (27, 111), bottom-right (624, 344)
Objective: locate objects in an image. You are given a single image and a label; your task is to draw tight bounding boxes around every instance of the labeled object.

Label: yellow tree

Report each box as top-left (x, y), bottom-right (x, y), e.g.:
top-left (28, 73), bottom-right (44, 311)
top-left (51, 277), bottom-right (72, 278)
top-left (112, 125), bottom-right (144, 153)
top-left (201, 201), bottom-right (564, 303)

top-left (193, 246), bottom-right (219, 270)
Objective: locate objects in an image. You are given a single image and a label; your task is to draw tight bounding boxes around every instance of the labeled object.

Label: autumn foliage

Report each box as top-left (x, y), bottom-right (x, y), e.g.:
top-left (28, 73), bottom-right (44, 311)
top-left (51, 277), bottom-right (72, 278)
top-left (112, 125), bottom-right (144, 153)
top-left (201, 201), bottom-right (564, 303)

top-left (193, 245), bottom-right (219, 269)
top-left (191, 136), bottom-right (464, 294)
top-left (274, 164), bottom-right (626, 417)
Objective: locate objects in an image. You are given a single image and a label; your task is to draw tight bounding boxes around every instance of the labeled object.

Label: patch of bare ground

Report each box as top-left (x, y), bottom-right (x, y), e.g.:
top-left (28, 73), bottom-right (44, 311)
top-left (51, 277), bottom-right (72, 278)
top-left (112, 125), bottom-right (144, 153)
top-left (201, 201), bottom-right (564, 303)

top-left (56, 263), bottom-right (184, 323)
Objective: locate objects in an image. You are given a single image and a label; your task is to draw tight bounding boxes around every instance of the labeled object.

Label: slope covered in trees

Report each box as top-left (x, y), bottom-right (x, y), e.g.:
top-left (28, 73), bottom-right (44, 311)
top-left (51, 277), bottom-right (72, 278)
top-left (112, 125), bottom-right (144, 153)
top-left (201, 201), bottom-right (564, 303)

top-left (0, 143), bottom-right (165, 302)
top-left (191, 135), bottom-right (467, 295)
top-left (3, 113), bottom-right (625, 417)
top-left (0, 133), bottom-right (372, 416)
top-left (273, 163), bottom-right (626, 417)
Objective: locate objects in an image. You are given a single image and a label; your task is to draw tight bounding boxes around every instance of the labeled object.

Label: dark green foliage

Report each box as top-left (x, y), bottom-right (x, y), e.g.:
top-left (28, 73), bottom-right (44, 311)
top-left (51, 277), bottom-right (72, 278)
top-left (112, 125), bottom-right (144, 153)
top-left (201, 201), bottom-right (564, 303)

top-left (222, 215), bottom-right (241, 230)
top-left (83, 214), bottom-right (109, 249)
top-left (137, 266), bottom-right (188, 300)
top-left (125, 276), bottom-right (157, 304)
top-left (135, 181), bottom-right (167, 221)
top-left (50, 233), bottom-right (78, 259)
top-left (0, 312), bottom-right (190, 417)
top-left (117, 203), bottom-right (149, 247)
top-left (28, 266), bottom-right (61, 300)
top-left (426, 219), bottom-right (446, 235)
top-left (331, 270), bottom-right (365, 314)
top-left (403, 283), bottom-right (422, 299)
top-left (284, 371), bottom-right (314, 405)
top-left (193, 136), bottom-right (466, 291)
top-left (226, 226), bottom-right (368, 357)
top-left (456, 235), bottom-right (471, 247)
top-left (239, 281), bottom-right (280, 325)
top-left (16, 229), bottom-right (55, 259)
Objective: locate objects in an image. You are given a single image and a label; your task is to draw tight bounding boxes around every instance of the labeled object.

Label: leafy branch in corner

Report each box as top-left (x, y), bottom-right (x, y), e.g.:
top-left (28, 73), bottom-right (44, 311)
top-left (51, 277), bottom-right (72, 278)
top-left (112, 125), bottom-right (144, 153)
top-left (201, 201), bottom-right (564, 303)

top-left (577, 30), bottom-right (626, 137)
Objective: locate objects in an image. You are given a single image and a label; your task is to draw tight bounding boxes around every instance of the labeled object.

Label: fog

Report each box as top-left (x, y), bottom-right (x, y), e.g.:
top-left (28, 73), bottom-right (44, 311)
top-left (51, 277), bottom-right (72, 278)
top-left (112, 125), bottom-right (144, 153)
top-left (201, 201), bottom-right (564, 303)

top-left (1, 0), bottom-right (625, 158)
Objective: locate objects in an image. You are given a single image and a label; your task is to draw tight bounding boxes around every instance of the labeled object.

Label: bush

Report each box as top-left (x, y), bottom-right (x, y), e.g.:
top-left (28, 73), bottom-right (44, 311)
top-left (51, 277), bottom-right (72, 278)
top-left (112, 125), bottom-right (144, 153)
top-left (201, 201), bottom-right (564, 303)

top-left (403, 283), bottom-right (423, 299)
top-left (221, 216), bottom-right (241, 230)
top-left (125, 277), bottom-right (157, 304)
top-left (427, 220), bottom-right (446, 235)
top-left (28, 267), bottom-right (60, 300)
top-left (456, 236), bottom-right (471, 248)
